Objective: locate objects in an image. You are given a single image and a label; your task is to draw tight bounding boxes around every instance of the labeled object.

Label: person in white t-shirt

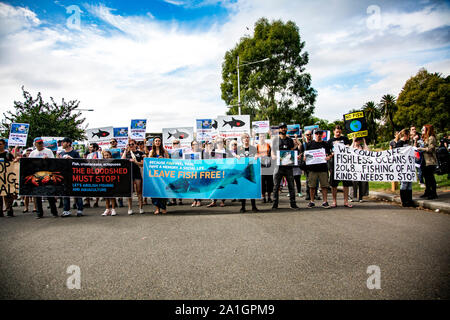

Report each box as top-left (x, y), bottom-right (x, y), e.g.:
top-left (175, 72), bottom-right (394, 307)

top-left (28, 137), bottom-right (59, 219)
top-left (85, 142), bottom-right (102, 208)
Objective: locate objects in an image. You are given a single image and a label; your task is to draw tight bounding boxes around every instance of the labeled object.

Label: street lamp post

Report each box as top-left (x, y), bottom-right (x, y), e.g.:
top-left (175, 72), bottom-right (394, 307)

top-left (236, 56), bottom-right (270, 115)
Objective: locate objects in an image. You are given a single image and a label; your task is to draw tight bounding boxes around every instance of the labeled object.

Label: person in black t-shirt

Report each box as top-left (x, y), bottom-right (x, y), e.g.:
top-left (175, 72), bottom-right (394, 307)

top-left (304, 129), bottom-right (332, 208)
top-left (122, 139), bottom-right (145, 214)
top-left (271, 123), bottom-right (299, 210)
top-left (328, 125), bottom-right (353, 208)
top-left (236, 133), bottom-right (258, 213)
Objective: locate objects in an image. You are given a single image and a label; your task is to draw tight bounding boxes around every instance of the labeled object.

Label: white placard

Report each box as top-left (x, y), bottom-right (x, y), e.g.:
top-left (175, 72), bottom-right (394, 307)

top-left (305, 148), bottom-right (327, 165)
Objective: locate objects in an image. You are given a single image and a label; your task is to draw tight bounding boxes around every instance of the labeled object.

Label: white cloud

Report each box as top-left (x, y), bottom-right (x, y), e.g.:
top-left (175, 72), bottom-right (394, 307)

top-left (0, 0), bottom-right (449, 136)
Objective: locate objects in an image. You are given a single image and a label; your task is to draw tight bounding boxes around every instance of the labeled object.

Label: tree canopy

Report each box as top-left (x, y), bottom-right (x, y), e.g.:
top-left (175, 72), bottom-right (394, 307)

top-left (1, 87), bottom-right (87, 146)
top-left (395, 68), bottom-right (449, 133)
top-left (221, 18), bottom-right (317, 125)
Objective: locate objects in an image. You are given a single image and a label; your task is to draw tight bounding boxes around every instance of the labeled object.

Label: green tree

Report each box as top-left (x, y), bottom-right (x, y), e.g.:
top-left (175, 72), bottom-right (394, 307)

top-left (378, 94), bottom-right (397, 137)
top-left (362, 101), bottom-right (381, 144)
top-left (395, 68), bottom-right (449, 134)
top-left (1, 87), bottom-right (87, 146)
top-left (220, 18), bottom-right (317, 125)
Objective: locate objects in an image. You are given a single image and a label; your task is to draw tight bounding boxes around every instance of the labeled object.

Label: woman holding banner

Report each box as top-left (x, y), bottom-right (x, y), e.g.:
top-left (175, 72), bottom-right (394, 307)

top-left (149, 137), bottom-right (169, 214)
top-left (256, 133), bottom-right (273, 203)
top-left (237, 133), bottom-right (259, 213)
top-left (396, 129), bottom-right (417, 207)
top-left (122, 139), bottom-right (145, 215)
top-left (189, 140), bottom-right (203, 207)
top-left (207, 137), bottom-right (229, 208)
top-left (351, 137), bottom-right (369, 203)
top-left (416, 125), bottom-right (438, 200)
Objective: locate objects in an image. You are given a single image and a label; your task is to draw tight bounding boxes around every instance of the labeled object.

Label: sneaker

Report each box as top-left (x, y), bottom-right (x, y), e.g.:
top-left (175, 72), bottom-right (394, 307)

top-left (61, 211), bottom-right (71, 217)
top-left (271, 202), bottom-right (279, 209)
top-left (359, 199), bottom-right (364, 203)
top-left (102, 209), bottom-right (111, 216)
top-left (77, 211), bottom-right (83, 217)
top-left (307, 202), bottom-right (315, 208)
top-left (139, 208), bottom-right (144, 214)
top-left (20, 201), bottom-right (24, 206)
top-left (420, 184), bottom-right (425, 188)
top-left (128, 209), bottom-right (133, 215)
top-left (290, 203), bottom-right (299, 209)
top-left (111, 209), bottom-right (117, 216)
top-left (322, 202), bottom-right (331, 209)
top-left (297, 192), bottom-right (303, 197)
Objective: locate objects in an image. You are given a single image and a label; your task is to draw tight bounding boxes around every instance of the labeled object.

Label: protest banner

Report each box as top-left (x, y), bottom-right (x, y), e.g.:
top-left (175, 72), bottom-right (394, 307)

top-left (19, 158), bottom-right (132, 197)
top-left (321, 130), bottom-right (330, 142)
top-left (344, 111), bottom-right (368, 139)
top-left (303, 125), bottom-right (319, 133)
top-left (334, 145), bottom-right (417, 182)
top-left (252, 121), bottom-right (270, 134)
top-left (305, 148), bottom-right (327, 165)
top-left (0, 160), bottom-right (19, 196)
top-left (143, 157), bottom-right (261, 199)
top-left (8, 123), bottom-right (30, 147)
top-left (287, 124), bottom-right (301, 138)
top-left (163, 127), bottom-right (194, 150)
top-left (276, 150), bottom-right (298, 166)
top-left (42, 137), bottom-right (64, 152)
top-left (86, 126), bottom-right (114, 149)
top-left (217, 115), bottom-right (250, 139)
top-left (130, 120), bottom-right (147, 141)
top-left (113, 127), bottom-right (129, 148)
top-left (196, 119), bottom-right (215, 141)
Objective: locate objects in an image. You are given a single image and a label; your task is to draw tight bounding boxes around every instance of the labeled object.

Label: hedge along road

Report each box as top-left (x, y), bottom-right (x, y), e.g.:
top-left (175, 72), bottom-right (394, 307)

top-left (0, 193), bottom-right (449, 300)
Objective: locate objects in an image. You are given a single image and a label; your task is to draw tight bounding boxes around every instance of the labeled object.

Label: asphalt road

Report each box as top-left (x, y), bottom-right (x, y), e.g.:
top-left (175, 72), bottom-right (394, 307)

top-left (0, 193), bottom-right (449, 300)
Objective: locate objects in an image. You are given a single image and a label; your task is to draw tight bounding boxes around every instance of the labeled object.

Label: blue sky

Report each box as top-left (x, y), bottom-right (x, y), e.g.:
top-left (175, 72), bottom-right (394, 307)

top-left (0, 0), bottom-right (449, 132)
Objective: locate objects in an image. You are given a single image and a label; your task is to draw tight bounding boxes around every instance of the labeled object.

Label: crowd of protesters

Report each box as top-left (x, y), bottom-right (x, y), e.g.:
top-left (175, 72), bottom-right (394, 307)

top-left (1, 123), bottom-right (449, 218)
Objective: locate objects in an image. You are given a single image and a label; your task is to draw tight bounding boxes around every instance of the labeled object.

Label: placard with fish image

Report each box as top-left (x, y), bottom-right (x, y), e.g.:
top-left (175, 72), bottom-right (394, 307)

top-left (162, 127), bottom-right (194, 150)
top-left (276, 150), bottom-right (298, 166)
top-left (130, 120), bottom-right (147, 141)
top-left (86, 126), bottom-right (114, 148)
top-left (217, 115), bottom-right (250, 139)
top-left (8, 123), bottom-right (30, 147)
top-left (143, 157), bottom-right (261, 199)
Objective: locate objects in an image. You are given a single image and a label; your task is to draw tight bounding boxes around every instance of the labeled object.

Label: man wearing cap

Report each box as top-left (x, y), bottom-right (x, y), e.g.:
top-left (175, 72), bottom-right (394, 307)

top-left (271, 123), bottom-right (299, 210)
top-left (29, 137), bottom-right (59, 218)
top-left (58, 137), bottom-right (84, 217)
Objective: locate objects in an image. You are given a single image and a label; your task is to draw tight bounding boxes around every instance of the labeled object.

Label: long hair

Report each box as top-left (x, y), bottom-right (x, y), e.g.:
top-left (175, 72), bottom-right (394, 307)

top-left (422, 124), bottom-right (435, 141)
top-left (399, 129), bottom-right (409, 139)
top-left (150, 137), bottom-right (167, 158)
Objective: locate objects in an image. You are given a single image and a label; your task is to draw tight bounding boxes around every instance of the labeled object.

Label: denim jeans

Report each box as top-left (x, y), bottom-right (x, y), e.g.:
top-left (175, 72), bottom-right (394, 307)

top-left (64, 197), bottom-right (83, 212)
top-left (400, 182), bottom-right (412, 190)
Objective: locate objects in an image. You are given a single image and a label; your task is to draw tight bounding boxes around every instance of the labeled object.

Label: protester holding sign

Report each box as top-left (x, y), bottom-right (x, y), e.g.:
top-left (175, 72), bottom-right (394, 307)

top-left (256, 133), bottom-right (273, 203)
top-left (271, 123), bottom-right (299, 210)
top-left (416, 125), bottom-right (438, 200)
top-left (351, 137), bottom-right (369, 203)
top-left (304, 129), bottom-right (332, 209)
top-left (28, 137), bottom-right (59, 219)
top-left (237, 133), bottom-right (259, 213)
top-left (328, 125), bottom-right (353, 208)
top-left (149, 137), bottom-right (169, 214)
top-left (189, 140), bottom-right (203, 207)
top-left (58, 137), bottom-right (84, 217)
top-left (0, 138), bottom-right (15, 217)
top-left (207, 137), bottom-right (229, 208)
top-left (122, 139), bottom-right (145, 215)
top-left (101, 150), bottom-right (117, 216)
top-left (85, 143), bottom-right (102, 208)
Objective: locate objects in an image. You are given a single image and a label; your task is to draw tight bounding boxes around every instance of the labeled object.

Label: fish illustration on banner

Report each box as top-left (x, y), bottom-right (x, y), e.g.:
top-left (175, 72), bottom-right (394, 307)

top-left (130, 120), bottom-right (147, 141)
top-left (196, 119), bottom-right (215, 141)
top-left (287, 124), bottom-right (301, 138)
top-left (217, 115), bottom-right (250, 139)
top-left (8, 123), bottom-right (30, 147)
top-left (252, 121), bottom-right (270, 134)
top-left (42, 137), bottom-right (63, 152)
top-left (162, 127), bottom-right (194, 149)
top-left (113, 127), bottom-right (128, 148)
top-left (143, 158), bottom-right (261, 199)
top-left (86, 127), bottom-right (114, 148)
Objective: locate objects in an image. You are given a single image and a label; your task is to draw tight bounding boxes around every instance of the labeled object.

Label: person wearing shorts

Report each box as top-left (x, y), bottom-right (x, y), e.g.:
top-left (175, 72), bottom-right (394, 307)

top-left (304, 129), bottom-right (332, 209)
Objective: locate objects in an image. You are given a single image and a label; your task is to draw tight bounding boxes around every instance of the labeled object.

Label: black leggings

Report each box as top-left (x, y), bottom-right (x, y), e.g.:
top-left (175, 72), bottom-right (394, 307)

top-left (294, 175), bottom-right (302, 193)
top-left (422, 165), bottom-right (437, 197)
top-left (261, 175), bottom-right (274, 195)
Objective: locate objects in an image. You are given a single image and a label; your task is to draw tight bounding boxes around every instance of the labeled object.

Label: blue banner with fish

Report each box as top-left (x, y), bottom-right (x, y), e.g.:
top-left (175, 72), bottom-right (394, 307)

top-left (143, 158), bottom-right (261, 199)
